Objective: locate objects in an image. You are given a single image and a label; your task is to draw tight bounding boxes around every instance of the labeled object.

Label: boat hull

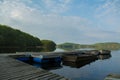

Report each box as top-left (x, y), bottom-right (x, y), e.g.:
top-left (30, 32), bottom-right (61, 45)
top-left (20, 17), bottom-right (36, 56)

top-left (33, 57), bottom-right (61, 63)
top-left (99, 50), bottom-right (111, 55)
top-left (17, 57), bottom-right (30, 62)
top-left (63, 55), bottom-right (97, 62)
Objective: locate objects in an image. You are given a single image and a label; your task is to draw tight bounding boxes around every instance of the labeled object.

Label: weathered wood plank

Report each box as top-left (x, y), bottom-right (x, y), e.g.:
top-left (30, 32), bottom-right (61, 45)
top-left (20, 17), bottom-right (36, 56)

top-left (11, 71), bottom-right (48, 80)
top-left (0, 55), bottom-right (70, 80)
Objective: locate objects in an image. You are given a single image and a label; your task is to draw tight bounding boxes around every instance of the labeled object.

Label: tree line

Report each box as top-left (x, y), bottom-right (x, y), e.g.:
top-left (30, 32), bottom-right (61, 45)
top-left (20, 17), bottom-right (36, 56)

top-left (58, 42), bottom-right (120, 50)
top-left (0, 24), bottom-right (56, 53)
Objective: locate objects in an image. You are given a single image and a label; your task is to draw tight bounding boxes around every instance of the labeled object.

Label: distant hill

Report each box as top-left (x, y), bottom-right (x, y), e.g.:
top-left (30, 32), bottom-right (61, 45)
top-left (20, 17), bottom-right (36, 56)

top-left (93, 42), bottom-right (120, 50)
top-left (57, 42), bottom-right (120, 50)
top-left (0, 24), bottom-right (56, 53)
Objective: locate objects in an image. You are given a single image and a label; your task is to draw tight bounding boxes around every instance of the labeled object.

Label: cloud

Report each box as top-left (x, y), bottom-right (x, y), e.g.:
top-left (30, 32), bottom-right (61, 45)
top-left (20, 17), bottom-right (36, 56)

top-left (0, 0), bottom-right (120, 44)
top-left (41, 0), bottom-right (72, 14)
top-left (0, 0), bottom-right (90, 42)
top-left (95, 0), bottom-right (120, 32)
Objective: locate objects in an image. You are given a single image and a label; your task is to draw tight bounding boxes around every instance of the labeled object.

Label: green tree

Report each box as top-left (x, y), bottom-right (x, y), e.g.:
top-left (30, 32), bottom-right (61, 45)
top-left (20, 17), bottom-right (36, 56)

top-left (0, 24), bottom-right (42, 53)
top-left (41, 40), bottom-right (56, 52)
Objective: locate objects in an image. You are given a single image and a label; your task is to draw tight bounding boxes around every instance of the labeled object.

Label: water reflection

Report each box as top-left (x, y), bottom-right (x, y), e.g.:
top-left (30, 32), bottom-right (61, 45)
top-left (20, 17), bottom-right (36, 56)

top-left (98, 54), bottom-right (112, 60)
top-left (31, 62), bottom-right (62, 70)
top-left (63, 59), bottom-right (97, 68)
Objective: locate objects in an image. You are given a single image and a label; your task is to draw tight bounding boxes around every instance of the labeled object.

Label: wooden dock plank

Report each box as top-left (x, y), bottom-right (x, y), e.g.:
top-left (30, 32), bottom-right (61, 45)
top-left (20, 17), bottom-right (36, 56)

top-left (7, 71), bottom-right (48, 80)
top-left (0, 55), bottom-right (70, 80)
top-left (11, 71), bottom-right (49, 80)
top-left (30, 73), bottom-right (58, 80)
top-left (24, 72), bottom-right (54, 80)
top-left (49, 76), bottom-right (66, 80)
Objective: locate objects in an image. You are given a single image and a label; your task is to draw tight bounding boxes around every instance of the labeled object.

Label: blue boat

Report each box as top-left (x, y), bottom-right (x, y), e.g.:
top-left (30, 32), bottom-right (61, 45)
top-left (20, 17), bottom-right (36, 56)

top-left (16, 57), bottom-right (30, 62)
top-left (32, 54), bottom-right (62, 63)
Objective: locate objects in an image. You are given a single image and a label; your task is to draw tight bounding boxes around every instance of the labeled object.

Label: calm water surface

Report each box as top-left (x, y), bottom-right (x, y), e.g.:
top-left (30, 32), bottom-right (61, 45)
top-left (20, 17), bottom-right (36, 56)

top-left (49, 50), bottom-right (120, 80)
top-left (22, 50), bottom-right (120, 80)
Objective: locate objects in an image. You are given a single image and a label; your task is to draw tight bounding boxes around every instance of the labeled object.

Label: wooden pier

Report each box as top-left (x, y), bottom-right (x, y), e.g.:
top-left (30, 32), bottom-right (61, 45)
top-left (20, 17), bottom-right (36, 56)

top-left (0, 55), bottom-right (69, 80)
top-left (0, 49), bottom-right (111, 80)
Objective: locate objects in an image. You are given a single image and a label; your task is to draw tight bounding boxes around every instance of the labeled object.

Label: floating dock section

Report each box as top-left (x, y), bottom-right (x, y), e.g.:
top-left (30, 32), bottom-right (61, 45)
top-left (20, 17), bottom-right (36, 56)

top-left (62, 53), bottom-right (97, 62)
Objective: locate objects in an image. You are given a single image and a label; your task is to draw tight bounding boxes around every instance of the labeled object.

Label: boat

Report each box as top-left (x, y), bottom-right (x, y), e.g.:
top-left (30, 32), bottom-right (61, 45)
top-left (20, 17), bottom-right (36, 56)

top-left (31, 54), bottom-right (62, 63)
top-left (99, 50), bottom-right (111, 55)
top-left (82, 50), bottom-right (100, 56)
top-left (33, 62), bottom-right (62, 70)
top-left (62, 53), bottom-right (97, 62)
top-left (14, 55), bottom-right (32, 62)
top-left (63, 59), bottom-right (96, 68)
top-left (16, 56), bottom-right (30, 62)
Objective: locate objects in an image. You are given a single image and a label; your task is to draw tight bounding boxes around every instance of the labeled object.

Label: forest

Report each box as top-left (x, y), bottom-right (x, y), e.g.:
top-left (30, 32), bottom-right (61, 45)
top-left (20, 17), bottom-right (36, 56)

top-left (0, 24), bottom-right (56, 53)
top-left (58, 42), bottom-right (120, 50)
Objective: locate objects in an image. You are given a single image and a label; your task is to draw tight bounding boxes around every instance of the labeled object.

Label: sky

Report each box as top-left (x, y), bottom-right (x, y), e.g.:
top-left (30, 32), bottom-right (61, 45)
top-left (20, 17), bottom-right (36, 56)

top-left (0, 0), bottom-right (120, 44)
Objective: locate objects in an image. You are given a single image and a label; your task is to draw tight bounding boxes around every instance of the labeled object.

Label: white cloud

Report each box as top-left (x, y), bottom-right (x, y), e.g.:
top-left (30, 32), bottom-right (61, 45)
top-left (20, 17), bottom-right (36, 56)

top-left (0, 0), bottom-right (90, 43)
top-left (41, 0), bottom-right (72, 14)
top-left (0, 0), bottom-right (120, 44)
top-left (95, 0), bottom-right (120, 32)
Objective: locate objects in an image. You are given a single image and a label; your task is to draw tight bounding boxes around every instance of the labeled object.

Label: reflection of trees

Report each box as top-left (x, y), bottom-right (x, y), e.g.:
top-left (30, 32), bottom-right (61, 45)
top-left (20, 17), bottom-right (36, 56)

top-left (31, 62), bottom-right (62, 70)
top-left (63, 59), bottom-right (97, 68)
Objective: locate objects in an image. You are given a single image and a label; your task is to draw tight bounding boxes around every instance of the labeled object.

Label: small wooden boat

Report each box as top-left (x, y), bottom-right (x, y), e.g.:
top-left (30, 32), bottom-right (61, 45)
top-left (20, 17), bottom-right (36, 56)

top-left (15, 55), bottom-right (32, 62)
top-left (31, 54), bottom-right (62, 63)
top-left (63, 59), bottom-right (96, 68)
top-left (62, 53), bottom-right (97, 62)
top-left (82, 50), bottom-right (100, 56)
top-left (16, 57), bottom-right (30, 62)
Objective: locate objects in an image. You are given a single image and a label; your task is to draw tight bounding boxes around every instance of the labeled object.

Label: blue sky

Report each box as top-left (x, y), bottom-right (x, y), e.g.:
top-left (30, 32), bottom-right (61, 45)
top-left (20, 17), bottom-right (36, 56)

top-left (0, 0), bottom-right (120, 44)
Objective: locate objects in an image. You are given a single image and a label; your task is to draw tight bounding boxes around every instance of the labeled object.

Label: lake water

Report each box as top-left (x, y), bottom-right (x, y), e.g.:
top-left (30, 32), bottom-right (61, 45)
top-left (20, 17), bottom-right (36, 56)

top-left (50, 50), bottom-right (120, 80)
top-left (20, 50), bottom-right (120, 80)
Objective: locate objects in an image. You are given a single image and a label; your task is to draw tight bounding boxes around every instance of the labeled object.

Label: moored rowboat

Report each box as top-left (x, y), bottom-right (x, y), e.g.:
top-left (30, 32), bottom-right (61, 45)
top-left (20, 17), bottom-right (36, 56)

top-left (63, 53), bottom-right (97, 62)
